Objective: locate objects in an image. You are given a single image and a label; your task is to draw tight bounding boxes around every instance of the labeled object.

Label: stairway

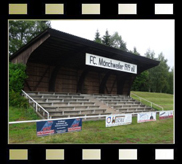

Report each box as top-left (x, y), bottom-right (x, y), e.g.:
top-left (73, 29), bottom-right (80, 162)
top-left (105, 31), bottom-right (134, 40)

top-left (26, 91), bottom-right (112, 121)
top-left (25, 91), bottom-right (156, 120)
top-left (93, 94), bottom-right (155, 115)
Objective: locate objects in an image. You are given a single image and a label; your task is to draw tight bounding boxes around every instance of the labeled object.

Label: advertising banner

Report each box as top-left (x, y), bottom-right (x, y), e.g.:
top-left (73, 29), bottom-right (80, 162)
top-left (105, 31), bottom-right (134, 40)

top-left (159, 110), bottom-right (173, 119)
top-left (86, 53), bottom-right (137, 74)
top-left (137, 112), bottom-right (156, 123)
top-left (106, 114), bottom-right (132, 127)
top-left (36, 118), bottom-right (82, 137)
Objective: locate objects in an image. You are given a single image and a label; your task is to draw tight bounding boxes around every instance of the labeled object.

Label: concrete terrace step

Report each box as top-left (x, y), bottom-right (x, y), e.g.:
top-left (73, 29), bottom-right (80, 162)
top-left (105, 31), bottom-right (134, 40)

top-left (112, 104), bottom-right (146, 108)
top-left (92, 93), bottom-right (129, 97)
top-left (119, 110), bottom-right (155, 114)
top-left (116, 107), bottom-right (154, 112)
top-left (32, 98), bottom-right (90, 102)
top-left (97, 97), bottom-right (133, 101)
top-left (25, 91), bottom-right (157, 120)
top-left (30, 95), bottom-right (85, 99)
top-left (42, 105), bottom-right (100, 110)
top-left (26, 91), bottom-right (81, 96)
top-left (106, 101), bottom-right (141, 105)
top-left (94, 95), bottom-right (129, 99)
top-left (47, 108), bottom-right (107, 115)
top-left (50, 112), bottom-right (112, 119)
top-left (35, 101), bottom-right (95, 106)
top-left (101, 99), bottom-right (134, 102)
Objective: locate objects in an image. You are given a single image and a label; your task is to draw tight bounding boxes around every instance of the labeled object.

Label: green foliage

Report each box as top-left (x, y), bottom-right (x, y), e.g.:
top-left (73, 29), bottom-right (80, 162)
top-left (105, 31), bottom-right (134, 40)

top-left (94, 29), bottom-right (102, 44)
top-left (9, 20), bottom-right (51, 55)
top-left (131, 49), bottom-right (173, 94)
top-left (131, 71), bottom-right (149, 91)
top-left (9, 62), bottom-right (28, 93)
top-left (9, 62), bottom-right (29, 108)
top-left (102, 29), bottom-right (111, 46)
top-left (110, 32), bottom-right (128, 51)
top-left (9, 90), bottom-right (30, 108)
top-left (94, 30), bottom-right (128, 51)
top-left (129, 47), bottom-right (140, 55)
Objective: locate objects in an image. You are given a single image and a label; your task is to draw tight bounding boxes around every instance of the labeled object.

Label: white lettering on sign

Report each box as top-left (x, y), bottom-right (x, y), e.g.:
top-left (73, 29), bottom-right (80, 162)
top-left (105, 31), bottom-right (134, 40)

top-left (85, 53), bottom-right (137, 74)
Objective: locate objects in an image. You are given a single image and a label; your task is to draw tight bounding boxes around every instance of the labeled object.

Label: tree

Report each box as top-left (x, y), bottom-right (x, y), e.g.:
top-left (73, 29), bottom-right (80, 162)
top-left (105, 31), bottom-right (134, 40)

top-left (144, 49), bottom-right (156, 92)
top-left (110, 32), bottom-right (128, 51)
top-left (9, 20), bottom-right (51, 55)
top-left (9, 62), bottom-right (28, 93)
top-left (156, 53), bottom-right (170, 93)
top-left (145, 49), bottom-right (155, 59)
top-left (133, 47), bottom-right (140, 55)
top-left (9, 62), bottom-right (30, 108)
top-left (144, 50), bottom-right (172, 93)
top-left (94, 29), bottom-right (102, 44)
top-left (102, 29), bottom-right (111, 46)
top-left (131, 71), bottom-right (149, 91)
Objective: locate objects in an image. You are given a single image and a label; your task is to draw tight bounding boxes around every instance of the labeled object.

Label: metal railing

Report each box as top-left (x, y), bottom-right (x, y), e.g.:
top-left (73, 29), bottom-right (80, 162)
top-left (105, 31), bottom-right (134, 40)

top-left (130, 93), bottom-right (163, 111)
top-left (9, 110), bottom-right (168, 124)
top-left (22, 90), bottom-right (50, 119)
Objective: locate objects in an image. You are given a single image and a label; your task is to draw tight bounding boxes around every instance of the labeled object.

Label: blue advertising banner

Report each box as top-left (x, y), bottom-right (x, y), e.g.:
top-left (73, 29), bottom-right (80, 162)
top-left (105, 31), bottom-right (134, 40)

top-left (36, 118), bottom-right (82, 137)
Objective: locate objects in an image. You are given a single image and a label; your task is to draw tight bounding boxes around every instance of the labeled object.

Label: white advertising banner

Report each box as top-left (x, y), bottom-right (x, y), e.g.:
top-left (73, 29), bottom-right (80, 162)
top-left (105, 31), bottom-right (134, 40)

top-left (159, 110), bottom-right (173, 119)
top-left (137, 112), bottom-right (156, 123)
top-left (106, 114), bottom-right (132, 127)
top-left (86, 53), bottom-right (137, 74)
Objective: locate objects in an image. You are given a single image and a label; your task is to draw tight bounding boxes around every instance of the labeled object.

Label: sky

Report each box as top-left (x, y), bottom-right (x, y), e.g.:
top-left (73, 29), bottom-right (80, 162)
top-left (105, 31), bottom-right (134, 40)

top-left (51, 20), bottom-right (174, 70)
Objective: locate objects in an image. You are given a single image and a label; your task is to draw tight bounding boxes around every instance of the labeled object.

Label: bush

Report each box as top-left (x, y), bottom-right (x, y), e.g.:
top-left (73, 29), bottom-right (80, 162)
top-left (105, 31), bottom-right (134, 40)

top-left (9, 62), bottom-right (28, 93)
top-left (9, 62), bottom-right (29, 108)
top-left (9, 90), bottom-right (30, 108)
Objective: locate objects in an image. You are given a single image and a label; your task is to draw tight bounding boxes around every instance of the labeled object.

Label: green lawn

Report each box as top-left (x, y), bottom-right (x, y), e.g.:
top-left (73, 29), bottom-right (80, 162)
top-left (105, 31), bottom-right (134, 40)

top-left (131, 91), bottom-right (174, 111)
top-left (9, 92), bottom-right (174, 144)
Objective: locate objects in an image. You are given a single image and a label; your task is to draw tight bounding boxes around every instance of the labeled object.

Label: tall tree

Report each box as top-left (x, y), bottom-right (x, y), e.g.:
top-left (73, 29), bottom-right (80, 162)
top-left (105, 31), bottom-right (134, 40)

top-left (133, 47), bottom-right (140, 55)
top-left (9, 20), bottom-right (51, 55)
top-left (144, 49), bottom-right (157, 92)
top-left (156, 53), bottom-right (170, 93)
top-left (131, 71), bottom-right (149, 91)
top-left (110, 32), bottom-right (128, 51)
top-left (94, 29), bottom-right (102, 44)
top-left (102, 29), bottom-right (111, 46)
top-left (144, 50), bottom-right (171, 93)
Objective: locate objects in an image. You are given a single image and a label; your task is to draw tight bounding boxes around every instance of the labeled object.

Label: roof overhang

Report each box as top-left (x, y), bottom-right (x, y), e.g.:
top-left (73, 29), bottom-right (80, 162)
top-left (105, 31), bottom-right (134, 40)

top-left (10, 28), bottom-right (160, 74)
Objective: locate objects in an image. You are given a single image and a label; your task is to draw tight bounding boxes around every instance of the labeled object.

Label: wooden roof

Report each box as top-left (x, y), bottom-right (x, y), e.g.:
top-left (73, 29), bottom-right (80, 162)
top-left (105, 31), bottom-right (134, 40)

top-left (10, 28), bottom-right (159, 74)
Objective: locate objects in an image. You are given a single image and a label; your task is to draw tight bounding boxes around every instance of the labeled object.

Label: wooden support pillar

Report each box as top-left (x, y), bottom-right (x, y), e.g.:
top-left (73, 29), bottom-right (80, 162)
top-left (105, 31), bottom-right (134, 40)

top-left (117, 74), bottom-right (137, 95)
top-left (126, 74), bottom-right (137, 95)
top-left (49, 65), bottom-right (61, 92)
top-left (34, 66), bottom-right (50, 91)
top-left (77, 68), bottom-right (90, 93)
top-left (117, 74), bottom-right (127, 95)
top-left (99, 71), bottom-right (111, 94)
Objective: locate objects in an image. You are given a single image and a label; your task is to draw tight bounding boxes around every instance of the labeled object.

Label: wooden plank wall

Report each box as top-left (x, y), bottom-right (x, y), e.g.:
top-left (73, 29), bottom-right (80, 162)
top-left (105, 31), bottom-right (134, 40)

top-left (24, 62), bottom-right (54, 91)
top-left (82, 71), bottom-right (103, 94)
top-left (55, 67), bottom-right (78, 93)
top-left (25, 62), bottom-right (117, 94)
top-left (105, 74), bottom-right (117, 95)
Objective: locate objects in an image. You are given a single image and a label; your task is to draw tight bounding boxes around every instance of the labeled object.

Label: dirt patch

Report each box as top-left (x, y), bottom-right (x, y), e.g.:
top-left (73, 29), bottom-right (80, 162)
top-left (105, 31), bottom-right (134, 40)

top-left (126, 138), bottom-right (141, 143)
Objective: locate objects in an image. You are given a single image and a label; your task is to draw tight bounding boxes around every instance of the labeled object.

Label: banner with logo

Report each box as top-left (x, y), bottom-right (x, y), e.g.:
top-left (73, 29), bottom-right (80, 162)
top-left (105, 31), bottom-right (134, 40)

top-left (106, 114), bottom-right (132, 127)
top-left (137, 112), bottom-right (156, 123)
top-left (86, 53), bottom-right (137, 74)
top-left (36, 118), bottom-right (82, 137)
top-left (159, 110), bottom-right (173, 119)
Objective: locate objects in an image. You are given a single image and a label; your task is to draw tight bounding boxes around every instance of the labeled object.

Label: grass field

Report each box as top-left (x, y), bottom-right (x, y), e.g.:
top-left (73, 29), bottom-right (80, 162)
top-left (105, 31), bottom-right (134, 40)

top-left (9, 91), bottom-right (174, 144)
top-left (131, 91), bottom-right (174, 111)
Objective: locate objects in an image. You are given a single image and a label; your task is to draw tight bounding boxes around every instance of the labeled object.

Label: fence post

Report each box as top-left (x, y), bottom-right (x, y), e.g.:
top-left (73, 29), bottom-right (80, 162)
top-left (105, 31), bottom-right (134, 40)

top-left (36, 103), bottom-right (37, 112)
